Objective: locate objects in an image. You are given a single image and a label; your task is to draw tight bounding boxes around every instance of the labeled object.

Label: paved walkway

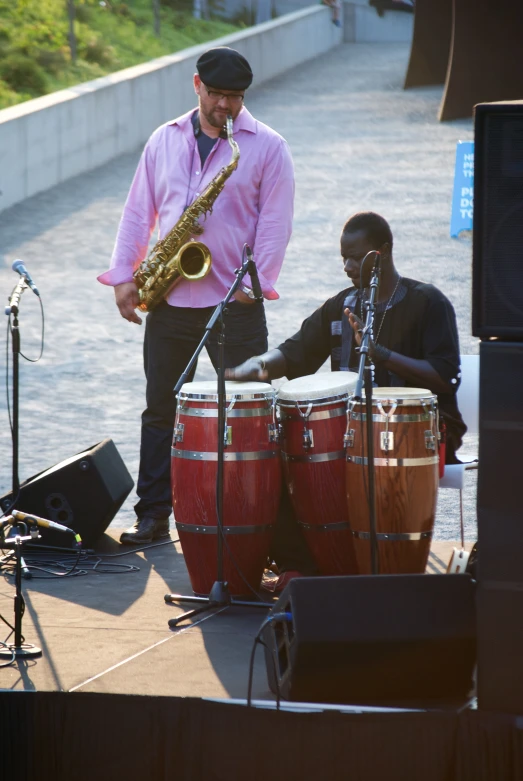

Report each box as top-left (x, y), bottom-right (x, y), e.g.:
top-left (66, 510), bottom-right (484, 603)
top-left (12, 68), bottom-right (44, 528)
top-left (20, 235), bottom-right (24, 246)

top-left (0, 42), bottom-right (477, 540)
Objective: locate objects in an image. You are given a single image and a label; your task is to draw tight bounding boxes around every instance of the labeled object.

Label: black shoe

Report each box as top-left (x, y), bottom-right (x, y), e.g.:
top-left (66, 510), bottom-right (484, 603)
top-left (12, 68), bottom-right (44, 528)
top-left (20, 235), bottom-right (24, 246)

top-left (119, 516), bottom-right (170, 545)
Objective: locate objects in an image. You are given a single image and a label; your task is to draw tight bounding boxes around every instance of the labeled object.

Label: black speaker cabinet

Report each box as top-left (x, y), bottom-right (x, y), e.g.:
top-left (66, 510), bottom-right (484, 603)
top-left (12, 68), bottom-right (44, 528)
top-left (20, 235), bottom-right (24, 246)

top-left (263, 575), bottom-right (476, 707)
top-left (0, 439), bottom-right (134, 548)
top-left (477, 341), bottom-right (523, 713)
top-left (477, 341), bottom-right (523, 582)
top-left (473, 100), bottom-right (523, 339)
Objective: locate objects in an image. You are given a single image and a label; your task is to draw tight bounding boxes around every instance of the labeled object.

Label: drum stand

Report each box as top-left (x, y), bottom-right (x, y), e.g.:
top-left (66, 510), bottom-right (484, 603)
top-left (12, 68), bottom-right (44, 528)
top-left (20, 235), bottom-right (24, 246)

top-left (353, 252), bottom-right (382, 575)
top-left (164, 247), bottom-right (273, 627)
top-left (1, 283), bottom-right (42, 658)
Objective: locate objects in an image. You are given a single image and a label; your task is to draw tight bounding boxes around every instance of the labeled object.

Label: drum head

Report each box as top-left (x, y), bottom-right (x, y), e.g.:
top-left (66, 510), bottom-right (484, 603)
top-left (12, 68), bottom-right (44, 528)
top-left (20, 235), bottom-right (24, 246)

top-left (277, 371), bottom-right (358, 402)
top-left (178, 380), bottom-right (274, 402)
top-left (361, 387), bottom-right (436, 405)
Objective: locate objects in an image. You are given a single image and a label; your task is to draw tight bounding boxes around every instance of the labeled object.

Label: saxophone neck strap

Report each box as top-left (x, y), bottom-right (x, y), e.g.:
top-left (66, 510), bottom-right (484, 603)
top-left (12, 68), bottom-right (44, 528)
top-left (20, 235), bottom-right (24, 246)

top-left (192, 110), bottom-right (228, 140)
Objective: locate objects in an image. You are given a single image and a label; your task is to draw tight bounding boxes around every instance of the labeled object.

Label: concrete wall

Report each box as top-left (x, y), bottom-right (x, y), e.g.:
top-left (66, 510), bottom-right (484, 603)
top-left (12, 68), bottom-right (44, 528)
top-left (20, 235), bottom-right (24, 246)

top-left (0, 6), bottom-right (341, 215)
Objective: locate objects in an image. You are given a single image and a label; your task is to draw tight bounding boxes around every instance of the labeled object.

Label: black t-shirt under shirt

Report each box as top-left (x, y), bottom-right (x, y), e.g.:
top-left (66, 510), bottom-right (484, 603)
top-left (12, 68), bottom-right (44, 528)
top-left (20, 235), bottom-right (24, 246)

top-left (191, 110), bottom-right (227, 166)
top-left (277, 277), bottom-right (466, 462)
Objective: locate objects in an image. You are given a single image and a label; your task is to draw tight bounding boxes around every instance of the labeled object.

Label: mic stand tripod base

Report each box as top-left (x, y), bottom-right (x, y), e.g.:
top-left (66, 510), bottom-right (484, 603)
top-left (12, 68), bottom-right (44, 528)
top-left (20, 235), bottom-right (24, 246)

top-left (165, 581), bottom-right (273, 628)
top-left (0, 643), bottom-right (42, 659)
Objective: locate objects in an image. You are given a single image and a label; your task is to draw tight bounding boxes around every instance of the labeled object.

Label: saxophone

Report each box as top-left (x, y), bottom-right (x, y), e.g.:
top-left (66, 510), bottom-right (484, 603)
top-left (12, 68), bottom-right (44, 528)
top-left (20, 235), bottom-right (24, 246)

top-left (133, 115), bottom-right (240, 312)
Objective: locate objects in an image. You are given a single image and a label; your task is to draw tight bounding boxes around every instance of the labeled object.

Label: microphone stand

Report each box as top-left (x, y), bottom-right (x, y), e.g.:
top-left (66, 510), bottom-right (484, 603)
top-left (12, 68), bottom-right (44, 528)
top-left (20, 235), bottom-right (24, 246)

top-left (5, 278), bottom-right (27, 500)
top-left (0, 283), bottom-right (42, 658)
top-left (0, 523), bottom-right (42, 660)
top-left (164, 249), bottom-right (273, 627)
top-left (352, 254), bottom-right (381, 575)
top-left (2, 281), bottom-right (32, 575)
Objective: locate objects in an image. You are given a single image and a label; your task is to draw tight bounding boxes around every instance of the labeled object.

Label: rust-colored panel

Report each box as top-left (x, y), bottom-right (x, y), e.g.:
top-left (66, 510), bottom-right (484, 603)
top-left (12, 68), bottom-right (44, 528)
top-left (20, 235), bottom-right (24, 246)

top-left (440, 0), bottom-right (523, 121)
top-left (404, 0), bottom-right (452, 88)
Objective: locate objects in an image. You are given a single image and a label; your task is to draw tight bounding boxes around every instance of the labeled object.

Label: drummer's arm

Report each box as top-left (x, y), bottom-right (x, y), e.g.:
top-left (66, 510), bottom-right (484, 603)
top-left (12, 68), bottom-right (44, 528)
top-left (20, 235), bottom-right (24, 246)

top-left (346, 310), bottom-right (453, 394)
top-left (225, 349), bottom-right (287, 382)
top-left (372, 353), bottom-right (452, 394)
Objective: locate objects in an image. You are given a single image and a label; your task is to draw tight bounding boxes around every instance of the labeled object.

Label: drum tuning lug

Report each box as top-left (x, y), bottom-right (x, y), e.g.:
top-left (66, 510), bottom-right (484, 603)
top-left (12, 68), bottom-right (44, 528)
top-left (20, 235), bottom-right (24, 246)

top-left (224, 426), bottom-right (233, 447)
top-left (173, 423), bottom-right (185, 443)
top-left (344, 429), bottom-right (355, 448)
top-left (424, 430), bottom-right (436, 450)
top-left (302, 429), bottom-right (314, 449)
top-left (268, 423), bottom-right (280, 443)
top-left (380, 431), bottom-right (394, 452)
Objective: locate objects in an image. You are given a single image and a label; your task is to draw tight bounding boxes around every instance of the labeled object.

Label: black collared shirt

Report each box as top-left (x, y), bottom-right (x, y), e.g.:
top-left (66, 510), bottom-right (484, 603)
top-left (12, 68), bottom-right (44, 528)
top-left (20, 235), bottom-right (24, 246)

top-left (277, 277), bottom-right (466, 462)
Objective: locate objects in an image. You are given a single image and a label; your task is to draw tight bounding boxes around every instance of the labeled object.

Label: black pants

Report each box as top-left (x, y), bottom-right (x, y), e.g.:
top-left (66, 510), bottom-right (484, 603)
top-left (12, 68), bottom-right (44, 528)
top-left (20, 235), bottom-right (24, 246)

top-left (270, 484), bottom-right (318, 575)
top-left (135, 300), bottom-right (268, 519)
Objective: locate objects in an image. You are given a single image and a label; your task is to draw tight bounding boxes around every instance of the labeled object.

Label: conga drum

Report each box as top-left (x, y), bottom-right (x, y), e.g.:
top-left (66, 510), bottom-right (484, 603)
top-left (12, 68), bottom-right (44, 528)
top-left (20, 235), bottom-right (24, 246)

top-left (171, 381), bottom-right (281, 596)
top-left (345, 387), bottom-right (439, 574)
top-left (277, 371), bottom-right (359, 575)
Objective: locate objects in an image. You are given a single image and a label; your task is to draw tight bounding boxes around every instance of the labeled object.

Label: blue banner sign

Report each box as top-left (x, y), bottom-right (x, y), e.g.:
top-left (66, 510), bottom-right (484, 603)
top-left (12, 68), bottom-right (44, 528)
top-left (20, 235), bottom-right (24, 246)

top-left (450, 140), bottom-right (474, 238)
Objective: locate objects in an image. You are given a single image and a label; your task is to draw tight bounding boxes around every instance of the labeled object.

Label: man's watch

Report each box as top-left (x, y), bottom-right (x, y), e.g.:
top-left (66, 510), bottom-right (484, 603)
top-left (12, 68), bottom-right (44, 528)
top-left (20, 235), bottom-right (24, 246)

top-left (239, 284), bottom-right (256, 300)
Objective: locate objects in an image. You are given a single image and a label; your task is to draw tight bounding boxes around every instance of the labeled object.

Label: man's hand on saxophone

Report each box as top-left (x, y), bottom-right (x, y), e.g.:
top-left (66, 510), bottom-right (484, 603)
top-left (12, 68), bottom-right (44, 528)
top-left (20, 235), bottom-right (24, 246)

top-left (234, 287), bottom-right (257, 305)
top-left (115, 281), bottom-right (143, 325)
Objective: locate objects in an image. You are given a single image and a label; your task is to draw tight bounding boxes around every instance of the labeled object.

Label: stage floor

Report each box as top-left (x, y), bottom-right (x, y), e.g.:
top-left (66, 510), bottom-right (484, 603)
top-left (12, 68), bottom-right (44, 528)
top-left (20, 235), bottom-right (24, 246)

top-left (0, 533), bottom-right (472, 698)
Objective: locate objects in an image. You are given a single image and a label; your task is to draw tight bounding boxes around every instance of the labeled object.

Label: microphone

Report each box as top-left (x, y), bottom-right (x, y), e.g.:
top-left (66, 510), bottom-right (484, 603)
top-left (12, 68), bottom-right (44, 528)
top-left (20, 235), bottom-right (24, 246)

top-left (245, 246), bottom-right (264, 301)
top-left (11, 509), bottom-right (80, 542)
top-left (12, 259), bottom-right (40, 297)
top-left (360, 250), bottom-right (381, 289)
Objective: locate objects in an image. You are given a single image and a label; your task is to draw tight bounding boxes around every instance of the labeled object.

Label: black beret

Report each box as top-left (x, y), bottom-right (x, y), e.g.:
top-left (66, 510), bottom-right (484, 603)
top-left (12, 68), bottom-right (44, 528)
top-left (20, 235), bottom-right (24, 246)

top-left (196, 47), bottom-right (253, 91)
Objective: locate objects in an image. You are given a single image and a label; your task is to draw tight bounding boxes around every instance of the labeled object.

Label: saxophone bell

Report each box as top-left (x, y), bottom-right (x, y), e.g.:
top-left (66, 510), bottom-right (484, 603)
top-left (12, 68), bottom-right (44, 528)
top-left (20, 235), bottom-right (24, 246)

top-left (177, 241), bottom-right (212, 280)
top-left (136, 241), bottom-right (212, 312)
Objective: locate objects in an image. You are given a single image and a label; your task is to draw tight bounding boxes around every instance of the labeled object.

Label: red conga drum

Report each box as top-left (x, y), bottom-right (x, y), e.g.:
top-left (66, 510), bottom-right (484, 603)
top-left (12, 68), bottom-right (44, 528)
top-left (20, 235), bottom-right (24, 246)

top-left (171, 380), bottom-right (281, 596)
top-left (277, 372), bottom-right (359, 575)
top-left (345, 387), bottom-right (439, 574)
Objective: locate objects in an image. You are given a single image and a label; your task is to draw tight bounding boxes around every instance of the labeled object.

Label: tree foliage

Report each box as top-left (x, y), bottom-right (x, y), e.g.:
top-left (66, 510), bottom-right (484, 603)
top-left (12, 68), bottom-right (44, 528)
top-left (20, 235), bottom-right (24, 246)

top-left (0, 0), bottom-right (240, 109)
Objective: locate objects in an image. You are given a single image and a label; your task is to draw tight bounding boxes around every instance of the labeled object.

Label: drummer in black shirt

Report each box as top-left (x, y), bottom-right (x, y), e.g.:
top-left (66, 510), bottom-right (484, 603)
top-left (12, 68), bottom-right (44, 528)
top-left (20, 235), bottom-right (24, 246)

top-left (226, 211), bottom-right (466, 586)
top-left (226, 210), bottom-right (466, 463)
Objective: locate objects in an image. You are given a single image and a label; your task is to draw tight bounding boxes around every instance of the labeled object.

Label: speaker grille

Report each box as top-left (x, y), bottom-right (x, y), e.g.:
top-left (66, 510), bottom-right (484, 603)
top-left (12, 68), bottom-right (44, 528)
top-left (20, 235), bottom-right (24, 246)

top-left (474, 106), bottom-right (523, 337)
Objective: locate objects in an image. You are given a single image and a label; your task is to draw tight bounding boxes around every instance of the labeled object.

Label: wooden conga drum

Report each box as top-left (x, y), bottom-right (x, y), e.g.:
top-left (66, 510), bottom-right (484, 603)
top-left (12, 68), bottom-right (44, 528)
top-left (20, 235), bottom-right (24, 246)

top-left (171, 380), bottom-right (281, 596)
top-left (277, 371), bottom-right (359, 575)
top-left (345, 387), bottom-right (439, 574)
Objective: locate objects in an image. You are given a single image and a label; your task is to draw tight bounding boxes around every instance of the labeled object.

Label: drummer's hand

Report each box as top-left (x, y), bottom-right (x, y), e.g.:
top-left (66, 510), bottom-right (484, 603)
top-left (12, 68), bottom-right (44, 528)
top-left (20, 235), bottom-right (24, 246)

top-left (344, 308), bottom-right (364, 347)
top-left (225, 357), bottom-right (269, 382)
top-left (115, 282), bottom-right (142, 325)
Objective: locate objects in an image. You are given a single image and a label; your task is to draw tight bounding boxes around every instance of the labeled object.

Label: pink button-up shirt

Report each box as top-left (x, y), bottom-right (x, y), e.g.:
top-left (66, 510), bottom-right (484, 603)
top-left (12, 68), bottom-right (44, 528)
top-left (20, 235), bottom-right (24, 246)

top-left (98, 107), bottom-right (295, 306)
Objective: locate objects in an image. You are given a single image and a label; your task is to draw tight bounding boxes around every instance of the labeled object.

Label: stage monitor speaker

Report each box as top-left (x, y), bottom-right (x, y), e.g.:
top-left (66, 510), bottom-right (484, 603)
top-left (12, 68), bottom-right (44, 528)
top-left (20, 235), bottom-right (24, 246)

top-left (473, 101), bottom-right (523, 339)
top-left (0, 439), bottom-right (134, 548)
top-left (262, 574), bottom-right (476, 707)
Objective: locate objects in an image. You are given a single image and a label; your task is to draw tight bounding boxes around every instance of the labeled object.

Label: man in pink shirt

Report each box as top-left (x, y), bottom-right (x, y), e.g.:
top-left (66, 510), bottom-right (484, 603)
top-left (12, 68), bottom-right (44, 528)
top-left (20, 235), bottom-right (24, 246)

top-left (98, 47), bottom-right (295, 544)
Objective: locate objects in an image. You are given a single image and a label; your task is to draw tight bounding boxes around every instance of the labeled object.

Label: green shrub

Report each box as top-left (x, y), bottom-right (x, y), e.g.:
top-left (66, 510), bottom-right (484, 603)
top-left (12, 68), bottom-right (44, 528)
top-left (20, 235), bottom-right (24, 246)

top-left (0, 0), bottom-right (241, 106)
top-left (0, 78), bottom-right (29, 109)
top-left (161, 0), bottom-right (193, 12)
top-left (0, 23), bottom-right (10, 56)
top-left (34, 47), bottom-right (69, 76)
top-left (0, 54), bottom-right (47, 95)
top-left (82, 37), bottom-right (115, 66)
top-left (75, 4), bottom-right (92, 24)
top-left (112, 2), bottom-right (133, 17)
top-left (98, 0), bottom-right (133, 16)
